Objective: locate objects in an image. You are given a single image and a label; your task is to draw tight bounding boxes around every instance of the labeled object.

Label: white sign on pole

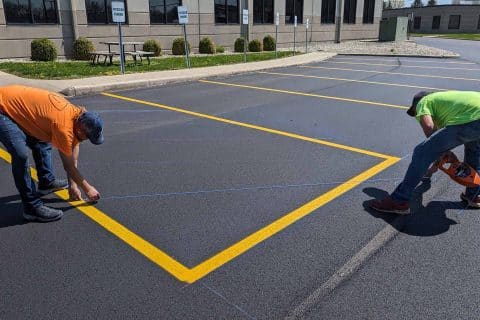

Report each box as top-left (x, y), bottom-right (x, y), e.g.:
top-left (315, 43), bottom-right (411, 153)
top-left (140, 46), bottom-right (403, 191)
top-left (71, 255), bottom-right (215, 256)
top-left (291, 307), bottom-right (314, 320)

top-left (111, 1), bottom-right (125, 23)
top-left (306, 18), bottom-right (309, 29)
top-left (275, 12), bottom-right (279, 26)
top-left (242, 9), bottom-right (249, 25)
top-left (177, 6), bottom-right (188, 24)
top-left (294, 16), bottom-right (297, 27)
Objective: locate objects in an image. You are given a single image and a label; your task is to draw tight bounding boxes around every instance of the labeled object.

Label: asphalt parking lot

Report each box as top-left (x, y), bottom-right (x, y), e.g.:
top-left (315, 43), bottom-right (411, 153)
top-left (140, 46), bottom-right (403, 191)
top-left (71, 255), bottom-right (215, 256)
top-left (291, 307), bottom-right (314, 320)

top-left (1, 53), bottom-right (480, 319)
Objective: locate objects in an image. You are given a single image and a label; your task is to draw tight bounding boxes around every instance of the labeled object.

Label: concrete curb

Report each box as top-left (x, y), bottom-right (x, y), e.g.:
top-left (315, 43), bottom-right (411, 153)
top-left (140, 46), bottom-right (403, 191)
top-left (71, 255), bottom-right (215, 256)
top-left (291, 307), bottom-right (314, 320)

top-left (57, 52), bottom-right (336, 96)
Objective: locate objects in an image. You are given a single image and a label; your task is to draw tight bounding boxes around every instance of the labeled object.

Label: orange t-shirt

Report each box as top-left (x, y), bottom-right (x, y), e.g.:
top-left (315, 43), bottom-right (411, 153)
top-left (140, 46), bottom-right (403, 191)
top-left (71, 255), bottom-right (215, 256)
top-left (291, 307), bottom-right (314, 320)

top-left (0, 85), bottom-right (82, 156)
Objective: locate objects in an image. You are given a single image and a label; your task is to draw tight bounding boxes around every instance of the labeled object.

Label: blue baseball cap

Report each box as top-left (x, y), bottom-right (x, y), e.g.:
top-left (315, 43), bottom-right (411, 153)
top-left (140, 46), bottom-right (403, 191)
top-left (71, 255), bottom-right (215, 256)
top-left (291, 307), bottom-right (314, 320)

top-left (77, 111), bottom-right (104, 145)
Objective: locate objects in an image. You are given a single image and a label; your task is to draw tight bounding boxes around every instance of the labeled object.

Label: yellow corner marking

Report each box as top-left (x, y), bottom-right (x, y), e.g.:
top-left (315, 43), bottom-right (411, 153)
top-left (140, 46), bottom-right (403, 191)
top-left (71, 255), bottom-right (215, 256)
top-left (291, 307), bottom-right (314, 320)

top-left (187, 156), bottom-right (400, 282)
top-left (0, 92), bottom-right (402, 284)
top-left (301, 65), bottom-right (480, 82)
top-left (333, 56), bottom-right (476, 65)
top-left (256, 71), bottom-right (447, 91)
top-left (198, 79), bottom-right (408, 110)
top-left (102, 92), bottom-right (396, 159)
top-left (0, 147), bottom-right (191, 282)
top-left (324, 60), bottom-right (480, 71)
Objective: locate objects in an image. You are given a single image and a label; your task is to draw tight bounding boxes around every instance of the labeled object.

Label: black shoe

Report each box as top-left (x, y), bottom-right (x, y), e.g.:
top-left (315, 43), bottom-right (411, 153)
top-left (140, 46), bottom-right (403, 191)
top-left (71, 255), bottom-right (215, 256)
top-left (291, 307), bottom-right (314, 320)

top-left (23, 205), bottom-right (63, 222)
top-left (38, 179), bottom-right (68, 196)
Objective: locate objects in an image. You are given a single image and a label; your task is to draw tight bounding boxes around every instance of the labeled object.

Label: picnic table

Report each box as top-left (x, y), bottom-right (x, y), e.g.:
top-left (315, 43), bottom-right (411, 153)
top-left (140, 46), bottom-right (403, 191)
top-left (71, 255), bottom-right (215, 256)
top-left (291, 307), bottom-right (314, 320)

top-left (91, 41), bottom-right (154, 65)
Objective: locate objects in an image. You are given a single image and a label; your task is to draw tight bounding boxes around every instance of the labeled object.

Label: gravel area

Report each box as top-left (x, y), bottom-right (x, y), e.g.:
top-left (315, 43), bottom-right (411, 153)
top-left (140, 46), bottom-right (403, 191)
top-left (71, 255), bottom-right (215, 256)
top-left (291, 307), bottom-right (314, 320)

top-left (311, 39), bottom-right (459, 57)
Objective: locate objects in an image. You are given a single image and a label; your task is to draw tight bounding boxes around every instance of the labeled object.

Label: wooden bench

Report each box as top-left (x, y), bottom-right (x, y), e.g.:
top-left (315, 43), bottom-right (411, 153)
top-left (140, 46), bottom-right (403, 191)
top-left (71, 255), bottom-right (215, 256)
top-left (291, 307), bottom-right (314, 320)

top-left (125, 50), bottom-right (155, 65)
top-left (90, 51), bottom-right (116, 65)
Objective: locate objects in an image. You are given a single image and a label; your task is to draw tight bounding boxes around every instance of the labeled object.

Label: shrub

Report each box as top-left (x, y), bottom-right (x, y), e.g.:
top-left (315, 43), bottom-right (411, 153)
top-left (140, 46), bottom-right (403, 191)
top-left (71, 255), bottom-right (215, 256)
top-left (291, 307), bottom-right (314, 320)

top-left (72, 37), bottom-right (94, 60)
top-left (171, 37), bottom-right (191, 55)
top-left (263, 35), bottom-right (276, 51)
top-left (234, 37), bottom-right (246, 53)
top-left (143, 39), bottom-right (161, 56)
top-left (216, 45), bottom-right (225, 53)
top-left (248, 39), bottom-right (263, 52)
top-left (31, 38), bottom-right (57, 61)
top-left (199, 37), bottom-right (216, 54)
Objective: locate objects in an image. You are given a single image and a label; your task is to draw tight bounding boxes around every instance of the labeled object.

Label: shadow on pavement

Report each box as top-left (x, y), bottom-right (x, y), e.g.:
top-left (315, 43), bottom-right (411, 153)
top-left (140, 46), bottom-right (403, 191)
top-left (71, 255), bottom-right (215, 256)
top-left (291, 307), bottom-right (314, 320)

top-left (362, 180), bottom-right (463, 237)
top-left (0, 194), bottom-right (77, 228)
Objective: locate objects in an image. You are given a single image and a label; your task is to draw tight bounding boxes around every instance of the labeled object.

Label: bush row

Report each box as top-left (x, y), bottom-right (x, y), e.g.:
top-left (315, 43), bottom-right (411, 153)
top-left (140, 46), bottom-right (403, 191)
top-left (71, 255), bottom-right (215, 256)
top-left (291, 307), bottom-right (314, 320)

top-left (30, 35), bottom-right (278, 61)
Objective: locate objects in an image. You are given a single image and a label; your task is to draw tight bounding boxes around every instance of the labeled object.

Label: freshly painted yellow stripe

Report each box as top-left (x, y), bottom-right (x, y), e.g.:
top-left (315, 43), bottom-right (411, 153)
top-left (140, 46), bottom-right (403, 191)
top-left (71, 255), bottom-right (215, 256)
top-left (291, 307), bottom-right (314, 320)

top-left (256, 71), bottom-right (447, 91)
top-left (102, 92), bottom-right (396, 159)
top-left (0, 147), bottom-right (190, 282)
top-left (324, 60), bottom-right (480, 71)
top-left (301, 65), bottom-right (480, 82)
top-left (198, 79), bottom-right (408, 110)
top-left (186, 156), bottom-right (400, 282)
top-left (334, 56), bottom-right (476, 65)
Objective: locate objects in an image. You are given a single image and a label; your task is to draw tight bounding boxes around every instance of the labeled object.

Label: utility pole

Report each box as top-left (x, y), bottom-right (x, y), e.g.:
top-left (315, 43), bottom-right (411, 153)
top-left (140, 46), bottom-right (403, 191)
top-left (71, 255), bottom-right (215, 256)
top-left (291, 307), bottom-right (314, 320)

top-left (334, 0), bottom-right (344, 43)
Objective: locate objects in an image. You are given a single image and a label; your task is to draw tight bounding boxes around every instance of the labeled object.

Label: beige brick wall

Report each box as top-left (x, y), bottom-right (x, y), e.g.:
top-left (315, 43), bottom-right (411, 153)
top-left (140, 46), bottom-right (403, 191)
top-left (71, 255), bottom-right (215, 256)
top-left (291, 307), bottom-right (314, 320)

top-left (1, 0), bottom-right (383, 59)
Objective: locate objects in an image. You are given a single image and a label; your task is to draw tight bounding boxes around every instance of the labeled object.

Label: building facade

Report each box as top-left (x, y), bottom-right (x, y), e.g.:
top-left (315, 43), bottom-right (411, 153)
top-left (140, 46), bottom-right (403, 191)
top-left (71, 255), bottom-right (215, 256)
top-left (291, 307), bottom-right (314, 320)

top-left (383, 5), bottom-right (480, 33)
top-left (0, 0), bottom-right (384, 59)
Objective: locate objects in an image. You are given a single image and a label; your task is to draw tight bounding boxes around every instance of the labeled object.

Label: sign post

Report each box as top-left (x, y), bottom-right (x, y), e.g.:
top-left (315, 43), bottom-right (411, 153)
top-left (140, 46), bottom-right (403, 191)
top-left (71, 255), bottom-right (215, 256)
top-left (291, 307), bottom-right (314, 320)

top-left (112, 1), bottom-right (125, 74)
top-left (305, 18), bottom-right (309, 53)
top-left (275, 12), bottom-right (279, 59)
top-left (178, 6), bottom-right (190, 68)
top-left (293, 16), bottom-right (297, 56)
top-left (242, 9), bottom-right (248, 63)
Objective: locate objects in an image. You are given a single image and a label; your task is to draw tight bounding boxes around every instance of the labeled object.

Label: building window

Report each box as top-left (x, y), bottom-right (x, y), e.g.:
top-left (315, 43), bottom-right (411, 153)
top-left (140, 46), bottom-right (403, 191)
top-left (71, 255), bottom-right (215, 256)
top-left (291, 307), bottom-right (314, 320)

top-left (150, 0), bottom-right (181, 24)
top-left (343, 0), bottom-right (357, 24)
top-left (478, 15), bottom-right (480, 29)
top-left (413, 16), bottom-right (421, 29)
top-left (85, 0), bottom-right (128, 24)
top-left (432, 15), bottom-right (440, 29)
top-left (285, 0), bottom-right (303, 24)
top-left (321, 0), bottom-right (335, 24)
top-left (253, 0), bottom-right (273, 24)
top-left (215, 0), bottom-right (239, 24)
top-left (448, 14), bottom-right (460, 29)
top-left (3, 0), bottom-right (58, 24)
top-left (362, 0), bottom-right (374, 23)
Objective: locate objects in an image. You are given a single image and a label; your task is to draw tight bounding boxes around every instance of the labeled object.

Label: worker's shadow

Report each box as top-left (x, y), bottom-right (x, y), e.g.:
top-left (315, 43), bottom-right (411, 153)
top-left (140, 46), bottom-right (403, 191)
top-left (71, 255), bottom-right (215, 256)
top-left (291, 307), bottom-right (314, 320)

top-left (0, 194), bottom-right (75, 228)
top-left (363, 180), bottom-right (462, 236)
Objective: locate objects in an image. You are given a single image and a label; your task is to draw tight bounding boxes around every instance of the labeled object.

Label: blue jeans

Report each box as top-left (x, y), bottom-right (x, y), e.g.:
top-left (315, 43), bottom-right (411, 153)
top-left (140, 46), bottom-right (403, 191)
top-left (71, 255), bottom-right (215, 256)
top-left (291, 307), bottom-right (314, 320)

top-left (0, 113), bottom-right (56, 213)
top-left (392, 119), bottom-right (480, 202)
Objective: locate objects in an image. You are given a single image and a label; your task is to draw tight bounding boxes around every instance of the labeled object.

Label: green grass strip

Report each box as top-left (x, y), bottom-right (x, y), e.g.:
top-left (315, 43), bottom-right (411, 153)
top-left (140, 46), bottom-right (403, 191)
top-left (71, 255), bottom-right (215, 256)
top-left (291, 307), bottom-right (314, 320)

top-left (0, 51), bottom-right (296, 80)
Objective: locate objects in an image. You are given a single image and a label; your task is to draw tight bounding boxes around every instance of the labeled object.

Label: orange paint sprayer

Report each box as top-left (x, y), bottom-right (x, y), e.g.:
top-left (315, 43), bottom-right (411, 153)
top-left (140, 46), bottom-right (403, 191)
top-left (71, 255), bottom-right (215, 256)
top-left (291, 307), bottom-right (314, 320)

top-left (437, 152), bottom-right (480, 187)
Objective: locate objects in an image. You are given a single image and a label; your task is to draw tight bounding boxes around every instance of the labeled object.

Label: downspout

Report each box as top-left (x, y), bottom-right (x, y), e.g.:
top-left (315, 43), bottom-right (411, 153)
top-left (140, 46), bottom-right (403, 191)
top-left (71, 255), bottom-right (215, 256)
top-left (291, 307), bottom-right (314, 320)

top-left (70, 0), bottom-right (79, 40)
top-left (198, 0), bottom-right (201, 46)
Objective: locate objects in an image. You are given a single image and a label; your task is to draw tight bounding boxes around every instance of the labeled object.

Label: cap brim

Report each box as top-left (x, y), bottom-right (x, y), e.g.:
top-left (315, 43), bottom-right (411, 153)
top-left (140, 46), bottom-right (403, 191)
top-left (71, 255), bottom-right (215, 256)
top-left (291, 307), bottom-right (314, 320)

top-left (89, 133), bottom-right (104, 145)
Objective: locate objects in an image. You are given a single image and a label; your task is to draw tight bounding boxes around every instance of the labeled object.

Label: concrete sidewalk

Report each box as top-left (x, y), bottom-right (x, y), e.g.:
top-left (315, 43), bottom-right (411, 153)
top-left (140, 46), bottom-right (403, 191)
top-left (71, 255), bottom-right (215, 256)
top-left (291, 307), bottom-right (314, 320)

top-left (0, 52), bottom-right (336, 97)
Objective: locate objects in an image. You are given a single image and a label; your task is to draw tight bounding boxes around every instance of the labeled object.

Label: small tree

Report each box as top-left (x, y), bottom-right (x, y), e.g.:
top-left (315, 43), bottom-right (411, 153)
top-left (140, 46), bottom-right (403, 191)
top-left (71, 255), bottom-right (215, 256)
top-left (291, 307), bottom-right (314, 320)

top-left (171, 37), bottom-right (191, 55)
top-left (234, 37), bottom-right (246, 53)
top-left (427, 0), bottom-right (436, 6)
top-left (263, 35), bottom-right (276, 51)
top-left (248, 39), bottom-right (263, 52)
top-left (199, 37), bottom-right (216, 54)
top-left (411, 0), bottom-right (424, 7)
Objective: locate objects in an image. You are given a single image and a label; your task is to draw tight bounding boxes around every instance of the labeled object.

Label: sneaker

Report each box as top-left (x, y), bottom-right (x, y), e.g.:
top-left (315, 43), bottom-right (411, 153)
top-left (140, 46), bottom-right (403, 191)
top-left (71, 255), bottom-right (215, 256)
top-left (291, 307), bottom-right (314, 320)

top-left (38, 179), bottom-right (68, 195)
top-left (460, 193), bottom-right (480, 208)
top-left (23, 205), bottom-right (63, 222)
top-left (368, 196), bottom-right (410, 215)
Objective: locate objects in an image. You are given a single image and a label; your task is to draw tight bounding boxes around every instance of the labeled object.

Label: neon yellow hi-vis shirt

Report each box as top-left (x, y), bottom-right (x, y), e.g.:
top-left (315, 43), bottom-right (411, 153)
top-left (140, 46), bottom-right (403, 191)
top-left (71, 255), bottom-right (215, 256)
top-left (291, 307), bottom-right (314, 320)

top-left (415, 91), bottom-right (480, 129)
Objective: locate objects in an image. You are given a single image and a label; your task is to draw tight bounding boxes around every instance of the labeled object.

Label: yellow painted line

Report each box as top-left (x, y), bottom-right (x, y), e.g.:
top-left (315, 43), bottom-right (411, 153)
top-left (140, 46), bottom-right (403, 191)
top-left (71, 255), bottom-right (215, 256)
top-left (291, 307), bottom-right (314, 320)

top-left (103, 92), bottom-right (397, 159)
top-left (198, 79), bottom-right (408, 110)
top-left (0, 147), bottom-right (191, 282)
top-left (324, 60), bottom-right (480, 71)
top-left (301, 65), bottom-right (480, 82)
top-left (334, 56), bottom-right (476, 65)
top-left (257, 71), bottom-right (447, 91)
top-left (187, 156), bottom-right (400, 282)
top-left (0, 92), bottom-right (402, 284)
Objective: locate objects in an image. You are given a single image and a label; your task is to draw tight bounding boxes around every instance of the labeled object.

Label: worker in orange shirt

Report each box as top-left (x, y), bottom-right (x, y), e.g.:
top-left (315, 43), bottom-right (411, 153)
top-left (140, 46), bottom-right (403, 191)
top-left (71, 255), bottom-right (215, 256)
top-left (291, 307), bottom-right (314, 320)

top-left (0, 85), bottom-right (103, 222)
